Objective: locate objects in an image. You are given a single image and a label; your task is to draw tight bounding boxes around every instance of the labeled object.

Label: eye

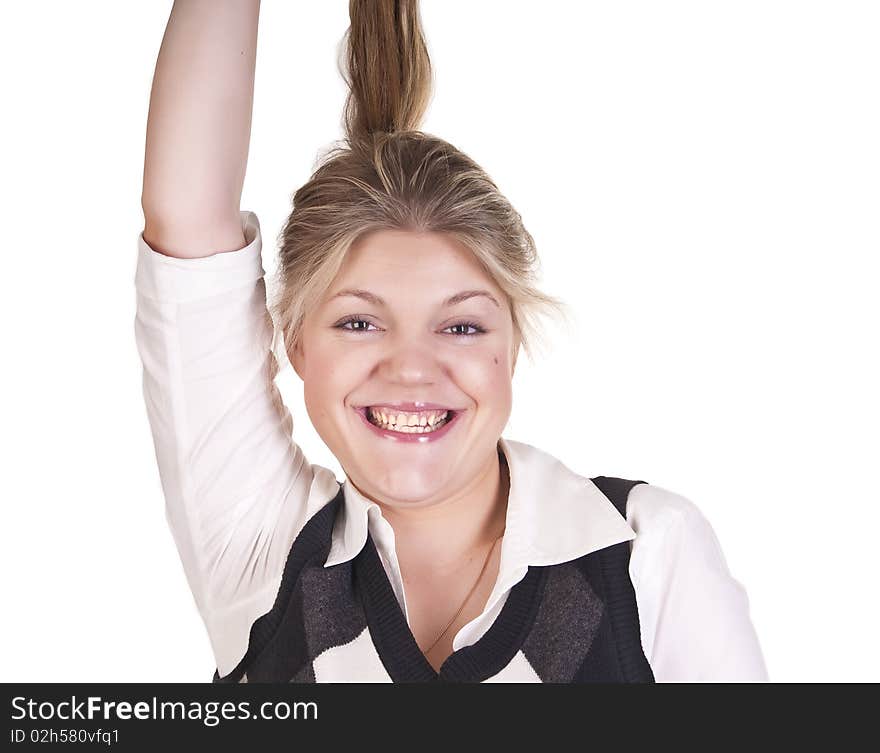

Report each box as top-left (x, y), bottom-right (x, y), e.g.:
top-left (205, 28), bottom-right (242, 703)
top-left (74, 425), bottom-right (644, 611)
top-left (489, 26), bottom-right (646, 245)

top-left (445, 321), bottom-right (486, 337)
top-left (333, 316), bottom-right (487, 338)
top-left (334, 316), bottom-right (379, 333)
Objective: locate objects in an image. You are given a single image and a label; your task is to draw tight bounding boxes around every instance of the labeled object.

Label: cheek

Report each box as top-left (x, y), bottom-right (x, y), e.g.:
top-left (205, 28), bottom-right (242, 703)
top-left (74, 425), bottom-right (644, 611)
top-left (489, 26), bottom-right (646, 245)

top-left (460, 352), bottom-right (511, 398)
top-left (303, 349), bottom-right (371, 419)
top-left (300, 353), bottom-right (341, 411)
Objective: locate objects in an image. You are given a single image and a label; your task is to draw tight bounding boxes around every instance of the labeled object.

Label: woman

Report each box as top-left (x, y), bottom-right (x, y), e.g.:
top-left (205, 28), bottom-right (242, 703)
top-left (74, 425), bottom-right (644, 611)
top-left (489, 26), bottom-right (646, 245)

top-left (135, 0), bottom-right (768, 682)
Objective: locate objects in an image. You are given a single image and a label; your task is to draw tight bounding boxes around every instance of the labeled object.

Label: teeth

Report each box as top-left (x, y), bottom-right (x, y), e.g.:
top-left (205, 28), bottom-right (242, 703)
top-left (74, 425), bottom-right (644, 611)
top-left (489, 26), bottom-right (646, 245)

top-left (367, 407), bottom-right (451, 433)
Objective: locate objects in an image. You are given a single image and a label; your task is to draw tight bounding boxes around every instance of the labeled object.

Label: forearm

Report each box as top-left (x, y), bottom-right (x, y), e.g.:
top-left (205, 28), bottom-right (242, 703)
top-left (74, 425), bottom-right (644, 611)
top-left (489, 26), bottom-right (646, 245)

top-left (141, 0), bottom-right (261, 223)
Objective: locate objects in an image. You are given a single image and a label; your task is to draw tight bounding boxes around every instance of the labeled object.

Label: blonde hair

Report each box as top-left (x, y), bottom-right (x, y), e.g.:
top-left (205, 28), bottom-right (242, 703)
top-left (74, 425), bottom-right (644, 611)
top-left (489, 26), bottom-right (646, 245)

top-left (267, 0), bottom-right (570, 371)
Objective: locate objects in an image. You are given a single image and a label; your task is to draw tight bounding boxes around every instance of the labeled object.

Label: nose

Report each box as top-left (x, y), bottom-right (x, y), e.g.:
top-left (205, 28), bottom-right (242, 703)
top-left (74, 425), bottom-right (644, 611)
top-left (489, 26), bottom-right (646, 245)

top-left (375, 329), bottom-right (446, 385)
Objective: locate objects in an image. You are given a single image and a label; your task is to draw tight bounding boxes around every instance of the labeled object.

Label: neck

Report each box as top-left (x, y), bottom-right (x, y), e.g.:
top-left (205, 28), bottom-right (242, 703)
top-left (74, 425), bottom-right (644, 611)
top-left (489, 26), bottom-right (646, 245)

top-left (373, 446), bottom-right (510, 578)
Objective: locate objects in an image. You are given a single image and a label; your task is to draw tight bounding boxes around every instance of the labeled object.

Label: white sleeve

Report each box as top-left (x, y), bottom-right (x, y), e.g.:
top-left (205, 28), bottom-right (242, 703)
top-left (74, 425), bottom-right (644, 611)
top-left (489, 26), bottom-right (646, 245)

top-left (133, 209), bottom-right (341, 677)
top-left (625, 483), bottom-right (770, 682)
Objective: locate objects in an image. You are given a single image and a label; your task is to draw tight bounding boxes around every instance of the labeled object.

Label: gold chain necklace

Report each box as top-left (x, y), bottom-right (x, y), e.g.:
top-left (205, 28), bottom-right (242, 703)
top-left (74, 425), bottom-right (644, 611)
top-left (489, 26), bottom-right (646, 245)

top-left (423, 533), bottom-right (504, 656)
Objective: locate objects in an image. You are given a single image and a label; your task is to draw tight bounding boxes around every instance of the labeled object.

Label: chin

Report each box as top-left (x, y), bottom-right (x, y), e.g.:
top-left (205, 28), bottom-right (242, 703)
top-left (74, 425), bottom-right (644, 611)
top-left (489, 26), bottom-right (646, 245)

top-left (349, 464), bottom-right (453, 505)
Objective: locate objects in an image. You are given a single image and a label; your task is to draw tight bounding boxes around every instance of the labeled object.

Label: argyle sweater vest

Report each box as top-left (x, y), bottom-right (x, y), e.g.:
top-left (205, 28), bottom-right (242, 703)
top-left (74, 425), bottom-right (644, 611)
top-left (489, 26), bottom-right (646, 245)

top-left (212, 476), bottom-right (655, 683)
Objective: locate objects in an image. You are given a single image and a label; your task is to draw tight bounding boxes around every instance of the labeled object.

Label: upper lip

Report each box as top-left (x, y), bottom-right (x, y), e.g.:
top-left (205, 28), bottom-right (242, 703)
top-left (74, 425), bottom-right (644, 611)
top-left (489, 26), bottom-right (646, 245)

top-left (355, 401), bottom-right (458, 412)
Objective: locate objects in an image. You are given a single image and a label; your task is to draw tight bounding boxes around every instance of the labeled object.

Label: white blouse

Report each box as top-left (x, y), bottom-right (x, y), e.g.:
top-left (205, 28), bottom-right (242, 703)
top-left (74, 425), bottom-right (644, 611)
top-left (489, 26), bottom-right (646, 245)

top-left (133, 210), bottom-right (770, 682)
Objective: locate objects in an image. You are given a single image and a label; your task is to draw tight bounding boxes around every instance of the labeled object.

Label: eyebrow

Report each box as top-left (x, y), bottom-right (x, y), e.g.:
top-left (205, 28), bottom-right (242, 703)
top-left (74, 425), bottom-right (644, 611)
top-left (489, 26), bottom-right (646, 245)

top-left (329, 288), bottom-right (500, 308)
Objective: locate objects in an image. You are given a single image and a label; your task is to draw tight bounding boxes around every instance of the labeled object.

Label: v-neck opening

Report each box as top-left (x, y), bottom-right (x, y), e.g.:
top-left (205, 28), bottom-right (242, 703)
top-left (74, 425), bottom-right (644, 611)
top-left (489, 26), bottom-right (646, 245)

top-left (354, 529), bottom-right (547, 682)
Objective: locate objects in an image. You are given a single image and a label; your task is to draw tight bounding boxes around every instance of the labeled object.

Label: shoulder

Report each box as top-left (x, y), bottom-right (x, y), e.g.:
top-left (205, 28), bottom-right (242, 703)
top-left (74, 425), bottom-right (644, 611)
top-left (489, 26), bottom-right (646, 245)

top-left (621, 481), bottom-right (770, 681)
top-left (625, 481), bottom-right (718, 546)
top-left (623, 481), bottom-right (734, 593)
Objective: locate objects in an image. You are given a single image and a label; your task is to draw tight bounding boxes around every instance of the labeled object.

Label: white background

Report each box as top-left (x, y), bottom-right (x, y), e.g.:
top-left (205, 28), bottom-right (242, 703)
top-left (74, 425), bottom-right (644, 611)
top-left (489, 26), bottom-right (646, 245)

top-left (1, 1), bottom-right (877, 682)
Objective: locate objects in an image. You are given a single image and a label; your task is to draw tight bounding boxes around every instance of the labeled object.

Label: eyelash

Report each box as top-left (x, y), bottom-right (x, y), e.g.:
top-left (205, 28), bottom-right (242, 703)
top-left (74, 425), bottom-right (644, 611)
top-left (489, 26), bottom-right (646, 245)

top-left (334, 316), bottom-right (487, 338)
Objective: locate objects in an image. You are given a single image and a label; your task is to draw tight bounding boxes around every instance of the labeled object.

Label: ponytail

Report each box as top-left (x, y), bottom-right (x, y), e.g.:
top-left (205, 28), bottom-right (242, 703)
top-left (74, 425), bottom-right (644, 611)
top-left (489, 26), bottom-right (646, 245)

top-left (339, 0), bottom-right (434, 145)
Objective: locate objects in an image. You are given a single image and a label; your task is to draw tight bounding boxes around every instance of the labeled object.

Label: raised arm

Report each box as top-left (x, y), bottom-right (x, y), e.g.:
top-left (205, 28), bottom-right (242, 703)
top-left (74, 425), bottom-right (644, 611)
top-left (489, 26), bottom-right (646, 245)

top-left (141, 0), bottom-right (260, 253)
top-left (134, 0), bottom-right (341, 679)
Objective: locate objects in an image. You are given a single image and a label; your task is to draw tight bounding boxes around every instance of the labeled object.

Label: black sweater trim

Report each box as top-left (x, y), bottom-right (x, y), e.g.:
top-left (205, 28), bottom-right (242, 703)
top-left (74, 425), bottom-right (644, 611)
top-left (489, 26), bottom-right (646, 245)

top-left (212, 484), bottom-right (345, 683)
top-left (590, 476), bottom-right (656, 683)
top-left (354, 530), bottom-right (547, 683)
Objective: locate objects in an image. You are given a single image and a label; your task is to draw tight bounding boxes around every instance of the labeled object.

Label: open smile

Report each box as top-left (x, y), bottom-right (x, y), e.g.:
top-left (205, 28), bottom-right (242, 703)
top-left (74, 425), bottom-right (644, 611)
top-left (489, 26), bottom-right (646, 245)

top-left (353, 406), bottom-right (463, 443)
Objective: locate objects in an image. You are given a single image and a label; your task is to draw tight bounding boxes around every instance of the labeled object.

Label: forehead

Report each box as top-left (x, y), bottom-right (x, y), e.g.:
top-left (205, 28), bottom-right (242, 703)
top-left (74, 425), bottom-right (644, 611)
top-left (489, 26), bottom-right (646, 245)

top-left (333, 229), bottom-right (497, 291)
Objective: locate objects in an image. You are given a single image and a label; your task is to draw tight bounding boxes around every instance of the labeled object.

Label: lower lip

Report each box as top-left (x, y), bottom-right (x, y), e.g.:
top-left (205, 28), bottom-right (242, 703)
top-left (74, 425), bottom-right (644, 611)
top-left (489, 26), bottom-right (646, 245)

top-left (354, 408), bottom-right (463, 443)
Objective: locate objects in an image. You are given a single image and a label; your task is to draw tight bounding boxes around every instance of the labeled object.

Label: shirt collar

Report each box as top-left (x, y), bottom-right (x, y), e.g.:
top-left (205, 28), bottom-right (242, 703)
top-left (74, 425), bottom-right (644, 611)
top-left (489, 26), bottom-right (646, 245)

top-left (324, 436), bottom-right (637, 577)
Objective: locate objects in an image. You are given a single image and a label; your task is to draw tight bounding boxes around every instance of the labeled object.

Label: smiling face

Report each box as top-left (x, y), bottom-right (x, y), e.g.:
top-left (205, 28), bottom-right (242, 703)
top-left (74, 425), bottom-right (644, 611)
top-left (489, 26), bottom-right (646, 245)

top-left (291, 228), bottom-right (518, 508)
